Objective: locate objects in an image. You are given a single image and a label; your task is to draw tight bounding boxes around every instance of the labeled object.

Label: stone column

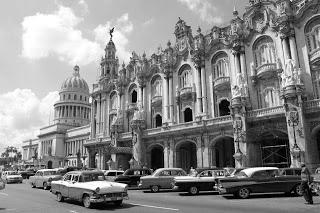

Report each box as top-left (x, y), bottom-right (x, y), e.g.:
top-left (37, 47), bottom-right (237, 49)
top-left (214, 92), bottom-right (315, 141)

top-left (163, 76), bottom-right (169, 122)
top-left (234, 53), bottom-right (241, 74)
top-left (196, 136), bottom-right (203, 168)
top-left (169, 77), bottom-right (174, 123)
top-left (202, 135), bottom-right (209, 167)
top-left (169, 139), bottom-right (174, 168)
top-left (289, 36), bottom-right (299, 67)
top-left (96, 98), bottom-right (101, 134)
top-left (163, 141), bottom-right (169, 168)
top-left (195, 67), bottom-right (203, 116)
top-left (91, 101), bottom-right (96, 137)
top-left (200, 66), bottom-right (207, 117)
top-left (282, 38), bottom-right (290, 61)
top-left (240, 52), bottom-right (246, 75)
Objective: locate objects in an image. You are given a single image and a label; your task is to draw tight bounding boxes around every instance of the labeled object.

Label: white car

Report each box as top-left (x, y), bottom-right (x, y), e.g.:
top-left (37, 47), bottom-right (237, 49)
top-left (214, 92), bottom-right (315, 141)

top-left (102, 170), bottom-right (124, 181)
top-left (1, 171), bottom-right (23, 183)
top-left (51, 170), bottom-right (128, 208)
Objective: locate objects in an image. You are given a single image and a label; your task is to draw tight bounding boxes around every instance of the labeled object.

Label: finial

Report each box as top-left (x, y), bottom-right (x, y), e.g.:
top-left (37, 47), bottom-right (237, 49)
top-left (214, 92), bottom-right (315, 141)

top-left (109, 27), bottom-right (115, 40)
top-left (73, 65), bottom-right (80, 76)
top-left (142, 52), bottom-right (146, 58)
top-left (167, 40), bottom-right (171, 47)
top-left (197, 26), bottom-right (201, 34)
top-left (233, 0), bottom-right (238, 17)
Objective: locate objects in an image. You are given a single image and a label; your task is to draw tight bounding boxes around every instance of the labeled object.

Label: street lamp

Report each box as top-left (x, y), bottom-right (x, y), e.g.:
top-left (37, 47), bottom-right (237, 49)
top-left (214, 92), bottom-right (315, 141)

top-left (233, 119), bottom-right (245, 162)
top-left (288, 111), bottom-right (301, 159)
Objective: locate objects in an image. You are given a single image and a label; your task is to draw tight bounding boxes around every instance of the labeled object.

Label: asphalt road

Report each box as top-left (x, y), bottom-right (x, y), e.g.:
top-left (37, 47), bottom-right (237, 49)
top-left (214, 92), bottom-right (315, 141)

top-left (0, 180), bottom-right (319, 213)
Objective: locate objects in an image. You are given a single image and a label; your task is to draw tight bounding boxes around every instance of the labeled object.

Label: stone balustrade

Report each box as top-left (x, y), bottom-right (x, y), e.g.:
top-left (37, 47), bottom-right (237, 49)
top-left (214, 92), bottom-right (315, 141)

top-left (213, 76), bottom-right (230, 91)
top-left (256, 63), bottom-right (277, 79)
top-left (247, 106), bottom-right (284, 118)
top-left (304, 99), bottom-right (320, 112)
top-left (151, 95), bottom-right (162, 104)
top-left (179, 87), bottom-right (193, 95)
top-left (309, 48), bottom-right (320, 65)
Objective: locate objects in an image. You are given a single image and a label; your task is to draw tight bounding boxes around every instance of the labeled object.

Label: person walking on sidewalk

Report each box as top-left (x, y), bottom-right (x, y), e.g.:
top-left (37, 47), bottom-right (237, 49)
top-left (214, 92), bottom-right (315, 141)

top-left (301, 163), bottom-right (313, 204)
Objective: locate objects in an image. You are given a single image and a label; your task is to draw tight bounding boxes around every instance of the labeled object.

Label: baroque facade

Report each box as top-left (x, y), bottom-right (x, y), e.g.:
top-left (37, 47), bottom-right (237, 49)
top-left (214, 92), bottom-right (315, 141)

top-left (23, 0), bottom-right (320, 172)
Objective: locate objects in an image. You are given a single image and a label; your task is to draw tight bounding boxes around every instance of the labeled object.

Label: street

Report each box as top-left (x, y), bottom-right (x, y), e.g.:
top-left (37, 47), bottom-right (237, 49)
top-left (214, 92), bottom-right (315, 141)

top-left (0, 180), bottom-right (319, 213)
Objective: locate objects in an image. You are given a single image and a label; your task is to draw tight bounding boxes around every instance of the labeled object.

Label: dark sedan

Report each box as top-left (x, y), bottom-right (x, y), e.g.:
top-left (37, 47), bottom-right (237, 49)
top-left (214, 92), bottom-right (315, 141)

top-left (114, 168), bottom-right (152, 186)
top-left (217, 167), bottom-right (302, 199)
top-left (18, 169), bottom-right (36, 179)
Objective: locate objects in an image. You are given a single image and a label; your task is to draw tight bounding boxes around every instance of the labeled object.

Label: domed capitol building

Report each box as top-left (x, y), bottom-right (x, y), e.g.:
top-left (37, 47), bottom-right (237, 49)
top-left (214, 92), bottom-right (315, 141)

top-left (22, 0), bottom-right (320, 171)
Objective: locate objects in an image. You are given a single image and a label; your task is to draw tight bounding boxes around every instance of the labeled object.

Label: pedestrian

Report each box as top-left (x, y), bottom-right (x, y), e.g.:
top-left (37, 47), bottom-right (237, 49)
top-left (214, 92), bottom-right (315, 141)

top-left (300, 163), bottom-right (313, 205)
top-left (189, 167), bottom-right (196, 176)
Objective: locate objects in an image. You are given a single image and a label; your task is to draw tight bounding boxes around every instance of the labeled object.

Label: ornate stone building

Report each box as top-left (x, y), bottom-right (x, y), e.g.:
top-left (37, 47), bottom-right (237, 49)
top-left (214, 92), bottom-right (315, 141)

top-left (23, 0), bottom-right (320, 172)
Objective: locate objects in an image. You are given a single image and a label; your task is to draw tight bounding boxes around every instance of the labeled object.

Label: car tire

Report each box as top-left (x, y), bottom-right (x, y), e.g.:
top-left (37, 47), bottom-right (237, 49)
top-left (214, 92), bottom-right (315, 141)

top-left (238, 187), bottom-right (250, 199)
top-left (150, 185), bottom-right (159, 193)
top-left (188, 186), bottom-right (199, 195)
top-left (56, 193), bottom-right (64, 202)
top-left (83, 194), bottom-right (92, 208)
top-left (293, 184), bottom-right (303, 196)
top-left (43, 182), bottom-right (49, 190)
top-left (114, 200), bottom-right (123, 206)
top-left (31, 182), bottom-right (36, 188)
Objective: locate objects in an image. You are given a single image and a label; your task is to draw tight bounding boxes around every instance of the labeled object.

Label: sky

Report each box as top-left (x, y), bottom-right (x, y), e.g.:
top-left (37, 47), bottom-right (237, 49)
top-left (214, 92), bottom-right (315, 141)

top-left (0, 0), bottom-right (247, 153)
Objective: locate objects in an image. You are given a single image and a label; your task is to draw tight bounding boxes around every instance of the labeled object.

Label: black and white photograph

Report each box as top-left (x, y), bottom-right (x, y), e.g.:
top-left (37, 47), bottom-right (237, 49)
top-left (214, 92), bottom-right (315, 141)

top-left (0, 0), bottom-right (320, 212)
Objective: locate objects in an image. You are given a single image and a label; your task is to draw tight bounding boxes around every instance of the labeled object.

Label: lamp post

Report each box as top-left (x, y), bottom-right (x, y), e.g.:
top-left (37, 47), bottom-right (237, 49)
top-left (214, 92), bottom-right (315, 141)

top-left (233, 119), bottom-right (245, 163)
top-left (288, 111), bottom-right (301, 160)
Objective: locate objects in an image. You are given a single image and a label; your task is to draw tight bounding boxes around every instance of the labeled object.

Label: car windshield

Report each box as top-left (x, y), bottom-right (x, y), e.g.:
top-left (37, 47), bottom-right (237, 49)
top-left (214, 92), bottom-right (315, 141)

top-left (43, 171), bottom-right (58, 176)
top-left (8, 171), bottom-right (18, 175)
top-left (235, 171), bottom-right (248, 178)
top-left (82, 173), bottom-right (105, 182)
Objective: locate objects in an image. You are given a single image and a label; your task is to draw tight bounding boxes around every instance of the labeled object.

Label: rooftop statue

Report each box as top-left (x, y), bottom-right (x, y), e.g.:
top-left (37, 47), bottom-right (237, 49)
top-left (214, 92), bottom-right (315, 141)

top-left (109, 27), bottom-right (115, 39)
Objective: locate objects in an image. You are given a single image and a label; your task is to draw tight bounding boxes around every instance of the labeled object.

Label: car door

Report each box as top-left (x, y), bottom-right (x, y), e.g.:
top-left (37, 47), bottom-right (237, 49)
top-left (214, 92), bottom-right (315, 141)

top-left (68, 175), bottom-right (80, 200)
top-left (251, 170), bottom-right (276, 193)
top-left (35, 171), bottom-right (43, 187)
top-left (158, 170), bottom-right (171, 188)
top-left (198, 170), bottom-right (216, 191)
top-left (60, 174), bottom-right (72, 198)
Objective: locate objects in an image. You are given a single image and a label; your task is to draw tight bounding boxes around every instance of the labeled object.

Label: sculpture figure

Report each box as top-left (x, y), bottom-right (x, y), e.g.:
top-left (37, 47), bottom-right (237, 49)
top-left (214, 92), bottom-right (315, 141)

top-left (109, 27), bottom-right (114, 39)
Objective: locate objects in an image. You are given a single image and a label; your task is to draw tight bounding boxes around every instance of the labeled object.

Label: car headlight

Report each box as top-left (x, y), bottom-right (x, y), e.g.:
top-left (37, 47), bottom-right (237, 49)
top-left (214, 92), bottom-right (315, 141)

top-left (124, 185), bottom-right (128, 193)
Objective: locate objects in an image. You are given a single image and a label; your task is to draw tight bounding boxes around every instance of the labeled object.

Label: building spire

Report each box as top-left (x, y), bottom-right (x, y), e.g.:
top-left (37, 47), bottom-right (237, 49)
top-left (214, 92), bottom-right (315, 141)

top-left (233, 0), bottom-right (238, 17)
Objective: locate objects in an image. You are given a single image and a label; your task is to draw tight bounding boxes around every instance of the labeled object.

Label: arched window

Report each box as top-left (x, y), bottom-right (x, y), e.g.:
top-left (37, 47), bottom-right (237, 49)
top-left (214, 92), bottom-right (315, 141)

top-left (211, 52), bottom-right (229, 79)
top-left (305, 16), bottom-right (320, 53)
top-left (131, 90), bottom-right (137, 103)
top-left (151, 76), bottom-right (163, 97)
top-left (179, 65), bottom-right (192, 89)
top-left (110, 94), bottom-right (118, 110)
top-left (155, 114), bottom-right (162, 127)
top-left (253, 36), bottom-right (277, 67)
top-left (219, 99), bottom-right (230, 116)
top-left (184, 108), bottom-right (193, 122)
top-left (263, 87), bottom-right (280, 108)
top-left (74, 95), bottom-right (76, 100)
top-left (68, 94), bottom-right (71, 100)
top-left (80, 95), bottom-right (82, 101)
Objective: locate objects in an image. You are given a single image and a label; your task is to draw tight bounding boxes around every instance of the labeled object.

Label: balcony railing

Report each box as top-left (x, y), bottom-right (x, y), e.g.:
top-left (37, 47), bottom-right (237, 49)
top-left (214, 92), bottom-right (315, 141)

top-left (310, 48), bottom-right (320, 65)
top-left (247, 106), bottom-right (284, 118)
top-left (206, 115), bottom-right (232, 125)
top-left (256, 63), bottom-right (277, 79)
top-left (213, 76), bottom-right (231, 91)
top-left (127, 103), bottom-right (137, 110)
top-left (151, 95), bottom-right (162, 104)
top-left (179, 87), bottom-right (193, 95)
top-left (304, 99), bottom-right (320, 112)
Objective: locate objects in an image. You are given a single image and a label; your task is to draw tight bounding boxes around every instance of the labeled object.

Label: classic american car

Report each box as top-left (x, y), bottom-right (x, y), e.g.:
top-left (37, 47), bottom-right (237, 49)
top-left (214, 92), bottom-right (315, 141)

top-left (139, 168), bottom-right (187, 192)
top-left (217, 167), bottom-right (302, 199)
top-left (173, 168), bottom-right (227, 195)
top-left (114, 168), bottom-right (152, 186)
top-left (50, 170), bottom-right (128, 208)
top-left (18, 168), bottom-right (36, 179)
top-left (1, 171), bottom-right (23, 183)
top-left (29, 168), bottom-right (62, 190)
top-left (311, 167), bottom-right (320, 195)
top-left (102, 170), bottom-right (124, 182)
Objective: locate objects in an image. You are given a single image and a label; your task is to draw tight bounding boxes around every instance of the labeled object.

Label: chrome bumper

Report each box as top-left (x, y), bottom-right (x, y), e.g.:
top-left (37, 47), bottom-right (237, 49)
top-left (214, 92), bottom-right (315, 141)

top-left (90, 194), bottom-right (129, 203)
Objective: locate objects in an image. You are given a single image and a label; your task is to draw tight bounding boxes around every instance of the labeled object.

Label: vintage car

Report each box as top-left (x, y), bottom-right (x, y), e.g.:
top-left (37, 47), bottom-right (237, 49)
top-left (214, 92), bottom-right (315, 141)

top-left (102, 170), bottom-right (124, 182)
top-left (311, 167), bottom-right (320, 195)
top-left (139, 168), bottom-right (187, 192)
top-left (50, 170), bottom-right (128, 208)
top-left (18, 168), bottom-right (36, 179)
top-left (1, 171), bottom-right (23, 183)
top-left (29, 168), bottom-right (62, 190)
top-left (173, 168), bottom-right (227, 195)
top-left (279, 167), bottom-right (302, 176)
top-left (217, 167), bottom-right (302, 199)
top-left (114, 168), bottom-right (152, 186)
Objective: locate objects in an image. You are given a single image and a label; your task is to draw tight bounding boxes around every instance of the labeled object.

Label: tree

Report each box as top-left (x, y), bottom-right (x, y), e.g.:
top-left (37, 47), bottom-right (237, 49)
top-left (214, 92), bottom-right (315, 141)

top-left (1, 146), bottom-right (21, 165)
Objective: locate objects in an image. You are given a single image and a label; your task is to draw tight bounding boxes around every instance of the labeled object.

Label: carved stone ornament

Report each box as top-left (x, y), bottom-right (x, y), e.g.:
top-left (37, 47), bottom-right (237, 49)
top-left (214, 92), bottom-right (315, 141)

top-left (281, 59), bottom-right (303, 88)
top-left (232, 73), bottom-right (248, 98)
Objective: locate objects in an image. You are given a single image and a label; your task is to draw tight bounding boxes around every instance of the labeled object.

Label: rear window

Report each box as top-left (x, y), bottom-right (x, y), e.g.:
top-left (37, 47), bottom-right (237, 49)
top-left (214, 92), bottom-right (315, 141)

top-left (106, 172), bottom-right (116, 176)
top-left (82, 173), bottom-right (105, 182)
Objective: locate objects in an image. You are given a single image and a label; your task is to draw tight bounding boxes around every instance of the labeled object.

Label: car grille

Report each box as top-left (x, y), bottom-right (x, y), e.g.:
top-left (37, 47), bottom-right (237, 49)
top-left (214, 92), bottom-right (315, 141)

top-left (103, 192), bottom-right (124, 198)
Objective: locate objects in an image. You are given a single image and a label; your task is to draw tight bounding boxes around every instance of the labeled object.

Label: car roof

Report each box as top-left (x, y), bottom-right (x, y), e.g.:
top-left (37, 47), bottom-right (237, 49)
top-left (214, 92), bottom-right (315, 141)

top-left (242, 167), bottom-right (279, 177)
top-left (37, 169), bottom-right (59, 172)
top-left (104, 170), bottom-right (123, 173)
top-left (66, 170), bottom-right (104, 175)
top-left (155, 168), bottom-right (184, 172)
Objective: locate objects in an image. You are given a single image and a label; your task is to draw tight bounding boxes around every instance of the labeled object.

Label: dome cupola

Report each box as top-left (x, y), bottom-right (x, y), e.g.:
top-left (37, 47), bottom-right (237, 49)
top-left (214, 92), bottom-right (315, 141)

top-left (60, 65), bottom-right (89, 93)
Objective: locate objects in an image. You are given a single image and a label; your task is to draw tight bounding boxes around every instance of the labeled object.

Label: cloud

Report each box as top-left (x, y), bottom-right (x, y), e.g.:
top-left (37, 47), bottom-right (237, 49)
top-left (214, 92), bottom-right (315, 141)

top-left (94, 13), bottom-right (134, 63)
top-left (78, 0), bottom-right (89, 15)
top-left (142, 18), bottom-right (155, 27)
top-left (177, 0), bottom-right (223, 25)
top-left (0, 89), bottom-right (59, 153)
top-left (21, 5), bottom-right (103, 66)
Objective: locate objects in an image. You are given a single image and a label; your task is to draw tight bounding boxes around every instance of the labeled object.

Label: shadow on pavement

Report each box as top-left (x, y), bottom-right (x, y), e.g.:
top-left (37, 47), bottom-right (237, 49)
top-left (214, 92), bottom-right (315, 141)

top-left (143, 189), bottom-right (176, 193)
top-left (62, 199), bottom-right (134, 210)
top-left (222, 192), bottom-right (303, 200)
top-left (179, 191), bottom-right (220, 196)
top-left (0, 208), bottom-right (6, 211)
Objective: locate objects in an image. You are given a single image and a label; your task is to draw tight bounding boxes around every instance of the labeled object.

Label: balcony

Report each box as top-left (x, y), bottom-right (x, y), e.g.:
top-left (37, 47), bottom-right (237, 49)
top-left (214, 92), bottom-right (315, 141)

top-left (151, 95), bottom-right (162, 107)
top-left (304, 99), bottom-right (320, 113)
top-left (256, 63), bottom-right (277, 79)
top-left (213, 76), bottom-right (231, 91)
top-left (109, 109), bottom-right (117, 115)
top-left (127, 103), bottom-right (138, 111)
top-left (247, 106), bottom-right (285, 121)
top-left (309, 48), bottom-right (320, 66)
top-left (177, 87), bottom-right (195, 102)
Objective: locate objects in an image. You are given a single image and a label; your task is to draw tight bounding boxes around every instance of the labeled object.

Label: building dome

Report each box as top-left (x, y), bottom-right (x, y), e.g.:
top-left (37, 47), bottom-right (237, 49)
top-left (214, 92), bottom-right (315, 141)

top-left (60, 65), bottom-right (89, 93)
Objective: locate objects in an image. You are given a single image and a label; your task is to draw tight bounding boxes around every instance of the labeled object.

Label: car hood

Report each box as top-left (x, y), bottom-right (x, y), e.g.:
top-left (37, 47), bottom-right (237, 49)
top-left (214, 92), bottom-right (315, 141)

top-left (6, 175), bottom-right (22, 179)
top-left (75, 181), bottom-right (127, 193)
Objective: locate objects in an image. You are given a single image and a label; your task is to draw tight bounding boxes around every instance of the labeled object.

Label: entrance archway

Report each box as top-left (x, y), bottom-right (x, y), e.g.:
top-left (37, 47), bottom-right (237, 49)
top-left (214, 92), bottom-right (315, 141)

top-left (219, 100), bottom-right (230, 116)
top-left (258, 131), bottom-right (290, 168)
top-left (131, 90), bottom-right (137, 103)
top-left (184, 108), bottom-right (193, 122)
top-left (47, 160), bottom-right (52, 169)
top-left (150, 145), bottom-right (164, 170)
top-left (210, 137), bottom-right (234, 168)
top-left (176, 141), bottom-right (197, 172)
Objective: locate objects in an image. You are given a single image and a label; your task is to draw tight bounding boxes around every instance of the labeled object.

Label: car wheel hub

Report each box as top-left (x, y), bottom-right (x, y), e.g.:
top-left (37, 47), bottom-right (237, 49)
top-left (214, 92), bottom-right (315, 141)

top-left (190, 187), bottom-right (197, 194)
